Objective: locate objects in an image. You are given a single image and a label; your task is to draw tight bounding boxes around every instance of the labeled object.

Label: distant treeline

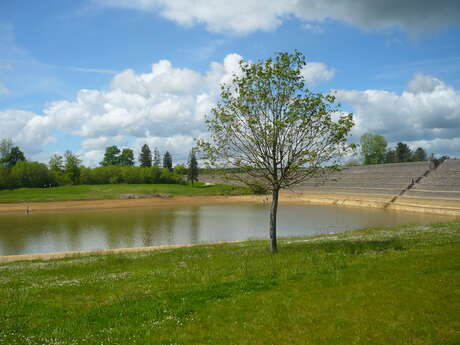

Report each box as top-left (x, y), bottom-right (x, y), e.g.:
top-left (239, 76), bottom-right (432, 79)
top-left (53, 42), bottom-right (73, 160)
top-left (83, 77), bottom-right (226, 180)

top-left (359, 133), bottom-right (449, 165)
top-left (0, 139), bottom-right (199, 189)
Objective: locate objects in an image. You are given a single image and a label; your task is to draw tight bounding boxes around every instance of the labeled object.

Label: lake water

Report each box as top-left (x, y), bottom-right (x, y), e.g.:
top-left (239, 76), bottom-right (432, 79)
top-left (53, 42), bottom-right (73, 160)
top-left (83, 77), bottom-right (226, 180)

top-left (0, 203), bottom-right (456, 256)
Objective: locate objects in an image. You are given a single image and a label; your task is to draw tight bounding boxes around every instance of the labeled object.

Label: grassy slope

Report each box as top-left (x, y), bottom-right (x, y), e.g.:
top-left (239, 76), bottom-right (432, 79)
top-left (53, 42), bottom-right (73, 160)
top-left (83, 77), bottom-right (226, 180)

top-left (1, 222), bottom-right (459, 345)
top-left (0, 183), bottom-right (251, 203)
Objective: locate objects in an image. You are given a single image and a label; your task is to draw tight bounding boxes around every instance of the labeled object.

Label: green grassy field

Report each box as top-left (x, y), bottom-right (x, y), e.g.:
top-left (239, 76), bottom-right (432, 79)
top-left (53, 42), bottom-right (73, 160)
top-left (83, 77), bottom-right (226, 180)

top-left (0, 183), bottom-right (252, 203)
top-left (1, 222), bottom-right (459, 345)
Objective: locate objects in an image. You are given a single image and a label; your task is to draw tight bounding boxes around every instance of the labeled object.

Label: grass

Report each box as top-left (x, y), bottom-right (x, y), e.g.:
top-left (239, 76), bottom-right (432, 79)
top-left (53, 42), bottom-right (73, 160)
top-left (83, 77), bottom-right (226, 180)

top-left (1, 221), bottom-right (459, 344)
top-left (0, 183), bottom-right (252, 203)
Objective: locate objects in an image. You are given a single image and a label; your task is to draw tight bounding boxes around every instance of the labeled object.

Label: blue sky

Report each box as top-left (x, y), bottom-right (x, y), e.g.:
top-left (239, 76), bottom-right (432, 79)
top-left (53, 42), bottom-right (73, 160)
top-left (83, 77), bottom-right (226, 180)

top-left (1, 0), bottom-right (460, 165)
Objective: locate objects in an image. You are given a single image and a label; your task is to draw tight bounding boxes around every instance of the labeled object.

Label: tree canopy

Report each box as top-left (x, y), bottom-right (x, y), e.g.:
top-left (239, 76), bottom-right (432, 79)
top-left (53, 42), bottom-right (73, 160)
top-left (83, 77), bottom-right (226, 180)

top-left (198, 51), bottom-right (354, 251)
top-left (2, 146), bottom-right (26, 167)
top-left (100, 146), bottom-right (121, 166)
top-left (49, 154), bottom-right (64, 172)
top-left (153, 147), bottom-right (161, 167)
top-left (139, 144), bottom-right (152, 167)
top-left (64, 150), bottom-right (82, 185)
top-left (187, 150), bottom-right (199, 186)
top-left (163, 151), bottom-right (173, 171)
top-left (0, 138), bottom-right (13, 161)
top-left (360, 133), bottom-right (387, 164)
top-left (120, 148), bottom-right (135, 166)
top-left (413, 147), bottom-right (427, 162)
top-left (395, 142), bottom-right (412, 163)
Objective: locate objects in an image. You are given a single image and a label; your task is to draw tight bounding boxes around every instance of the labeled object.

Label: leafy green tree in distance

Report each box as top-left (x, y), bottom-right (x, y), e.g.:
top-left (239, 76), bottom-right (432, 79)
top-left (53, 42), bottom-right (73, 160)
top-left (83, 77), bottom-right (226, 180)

top-left (198, 51), bottom-right (354, 252)
top-left (49, 154), bottom-right (64, 172)
top-left (395, 142), bottom-right (412, 162)
top-left (187, 150), bottom-right (199, 186)
top-left (412, 147), bottom-right (427, 161)
top-left (360, 133), bottom-right (387, 164)
top-left (153, 147), bottom-right (161, 167)
top-left (139, 144), bottom-right (152, 167)
top-left (0, 138), bottom-right (13, 161)
top-left (2, 146), bottom-right (26, 167)
top-left (173, 164), bottom-right (187, 176)
top-left (100, 146), bottom-right (121, 166)
top-left (64, 150), bottom-right (82, 185)
top-left (120, 148), bottom-right (135, 166)
top-left (385, 149), bottom-right (398, 163)
top-left (163, 151), bottom-right (173, 171)
top-left (11, 161), bottom-right (51, 188)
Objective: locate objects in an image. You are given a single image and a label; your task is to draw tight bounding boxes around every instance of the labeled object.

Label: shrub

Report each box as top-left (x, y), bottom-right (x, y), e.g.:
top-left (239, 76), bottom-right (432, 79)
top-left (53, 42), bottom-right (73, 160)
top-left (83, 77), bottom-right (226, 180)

top-left (247, 183), bottom-right (268, 195)
top-left (159, 168), bottom-right (184, 184)
top-left (11, 161), bottom-right (51, 188)
top-left (0, 166), bottom-right (14, 189)
top-left (121, 167), bottom-right (142, 184)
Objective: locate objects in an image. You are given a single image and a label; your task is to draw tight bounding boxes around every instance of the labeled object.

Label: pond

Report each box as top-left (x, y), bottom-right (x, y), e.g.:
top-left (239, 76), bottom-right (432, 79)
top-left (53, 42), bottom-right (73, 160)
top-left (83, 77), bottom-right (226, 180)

top-left (0, 203), bottom-right (456, 256)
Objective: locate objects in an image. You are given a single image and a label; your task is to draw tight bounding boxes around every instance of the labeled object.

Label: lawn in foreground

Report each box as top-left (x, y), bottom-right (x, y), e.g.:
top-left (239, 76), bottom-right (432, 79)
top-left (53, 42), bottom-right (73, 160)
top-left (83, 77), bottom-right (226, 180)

top-left (0, 183), bottom-right (251, 203)
top-left (1, 222), bottom-right (459, 345)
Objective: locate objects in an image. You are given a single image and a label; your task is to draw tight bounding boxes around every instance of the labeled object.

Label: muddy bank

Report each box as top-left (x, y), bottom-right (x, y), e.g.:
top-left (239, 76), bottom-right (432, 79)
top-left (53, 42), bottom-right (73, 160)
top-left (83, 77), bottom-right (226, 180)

top-left (0, 195), bottom-right (266, 213)
top-left (1, 192), bottom-right (460, 216)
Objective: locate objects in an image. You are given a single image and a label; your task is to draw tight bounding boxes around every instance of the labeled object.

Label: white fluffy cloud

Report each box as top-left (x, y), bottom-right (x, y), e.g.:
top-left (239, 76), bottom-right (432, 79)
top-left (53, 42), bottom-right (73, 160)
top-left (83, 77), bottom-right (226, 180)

top-left (95, 0), bottom-right (460, 34)
top-left (0, 110), bottom-right (55, 153)
top-left (335, 73), bottom-right (460, 156)
top-left (301, 62), bottom-right (335, 85)
top-left (0, 54), bottom-right (247, 164)
top-left (4, 57), bottom-right (459, 163)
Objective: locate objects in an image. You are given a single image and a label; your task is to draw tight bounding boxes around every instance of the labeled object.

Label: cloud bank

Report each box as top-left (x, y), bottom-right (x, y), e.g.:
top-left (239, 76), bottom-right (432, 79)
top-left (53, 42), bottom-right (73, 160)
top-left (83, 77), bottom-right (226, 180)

top-left (2, 55), bottom-right (459, 165)
top-left (335, 73), bottom-right (460, 156)
top-left (95, 0), bottom-right (460, 34)
top-left (0, 54), bottom-right (334, 165)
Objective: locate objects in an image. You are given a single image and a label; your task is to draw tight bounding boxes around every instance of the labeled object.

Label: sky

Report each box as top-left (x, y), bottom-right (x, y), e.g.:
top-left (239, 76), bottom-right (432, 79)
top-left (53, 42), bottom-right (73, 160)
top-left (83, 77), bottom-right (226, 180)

top-left (1, 0), bottom-right (460, 166)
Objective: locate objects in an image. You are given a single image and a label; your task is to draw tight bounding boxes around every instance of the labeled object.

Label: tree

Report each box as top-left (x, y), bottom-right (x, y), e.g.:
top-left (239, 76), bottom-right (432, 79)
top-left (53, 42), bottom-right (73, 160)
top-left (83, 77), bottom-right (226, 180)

top-left (395, 142), bottom-right (412, 162)
top-left (0, 138), bottom-right (13, 161)
top-left (187, 150), bottom-right (199, 186)
top-left (173, 164), bottom-right (187, 175)
top-left (120, 148), bottom-right (135, 166)
top-left (49, 154), bottom-right (64, 172)
top-left (2, 146), bottom-right (26, 167)
top-left (153, 147), bottom-right (161, 167)
top-left (64, 150), bottom-right (82, 184)
top-left (198, 51), bottom-right (354, 252)
top-left (360, 133), bottom-right (387, 164)
top-left (100, 146), bottom-right (121, 166)
top-left (384, 149), bottom-right (398, 163)
top-left (163, 151), bottom-right (173, 171)
top-left (412, 147), bottom-right (427, 161)
top-left (11, 161), bottom-right (51, 188)
top-left (139, 144), bottom-right (152, 167)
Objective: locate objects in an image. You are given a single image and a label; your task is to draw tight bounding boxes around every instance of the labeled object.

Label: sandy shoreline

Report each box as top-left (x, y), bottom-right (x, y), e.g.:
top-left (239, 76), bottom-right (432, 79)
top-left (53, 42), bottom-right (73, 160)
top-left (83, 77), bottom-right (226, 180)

top-left (1, 192), bottom-right (460, 216)
top-left (0, 195), bottom-right (266, 213)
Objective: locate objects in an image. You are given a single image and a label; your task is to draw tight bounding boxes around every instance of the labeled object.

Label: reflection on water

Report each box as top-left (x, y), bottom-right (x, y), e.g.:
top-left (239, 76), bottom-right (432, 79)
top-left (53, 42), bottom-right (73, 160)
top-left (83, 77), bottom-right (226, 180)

top-left (0, 203), bottom-right (456, 256)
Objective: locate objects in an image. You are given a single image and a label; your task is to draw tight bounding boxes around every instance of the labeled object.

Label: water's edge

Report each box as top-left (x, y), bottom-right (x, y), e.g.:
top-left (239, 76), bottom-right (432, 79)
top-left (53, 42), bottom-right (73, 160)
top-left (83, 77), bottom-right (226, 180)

top-left (0, 240), bottom-right (246, 264)
top-left (1, 192), bottom-right (460, 216)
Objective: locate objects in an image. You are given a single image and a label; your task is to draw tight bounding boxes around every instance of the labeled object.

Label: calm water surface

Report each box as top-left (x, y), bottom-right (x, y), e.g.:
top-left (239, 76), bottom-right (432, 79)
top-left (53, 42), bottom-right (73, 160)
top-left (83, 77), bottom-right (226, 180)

top-left (0, 203), bottom-right (456, 256)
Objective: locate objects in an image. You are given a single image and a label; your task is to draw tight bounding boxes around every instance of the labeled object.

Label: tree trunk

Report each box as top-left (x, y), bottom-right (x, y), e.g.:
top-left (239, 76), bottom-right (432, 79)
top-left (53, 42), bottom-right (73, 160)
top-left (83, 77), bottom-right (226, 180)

top-left (269, 188), bottom-right (279, 253)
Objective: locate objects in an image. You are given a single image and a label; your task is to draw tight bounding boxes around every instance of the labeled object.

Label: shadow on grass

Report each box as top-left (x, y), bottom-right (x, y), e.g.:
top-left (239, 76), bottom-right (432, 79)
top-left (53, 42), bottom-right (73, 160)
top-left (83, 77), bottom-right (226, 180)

top-left (287, 238), bottom-right (409, 256)
top-left (82, 277), bottom-right (278, 329)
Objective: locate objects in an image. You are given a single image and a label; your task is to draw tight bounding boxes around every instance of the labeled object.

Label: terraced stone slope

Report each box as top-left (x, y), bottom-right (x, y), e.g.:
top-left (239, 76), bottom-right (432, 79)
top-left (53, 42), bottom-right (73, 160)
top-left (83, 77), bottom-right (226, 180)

top-left (296, 161), bottom-right (430, 196)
